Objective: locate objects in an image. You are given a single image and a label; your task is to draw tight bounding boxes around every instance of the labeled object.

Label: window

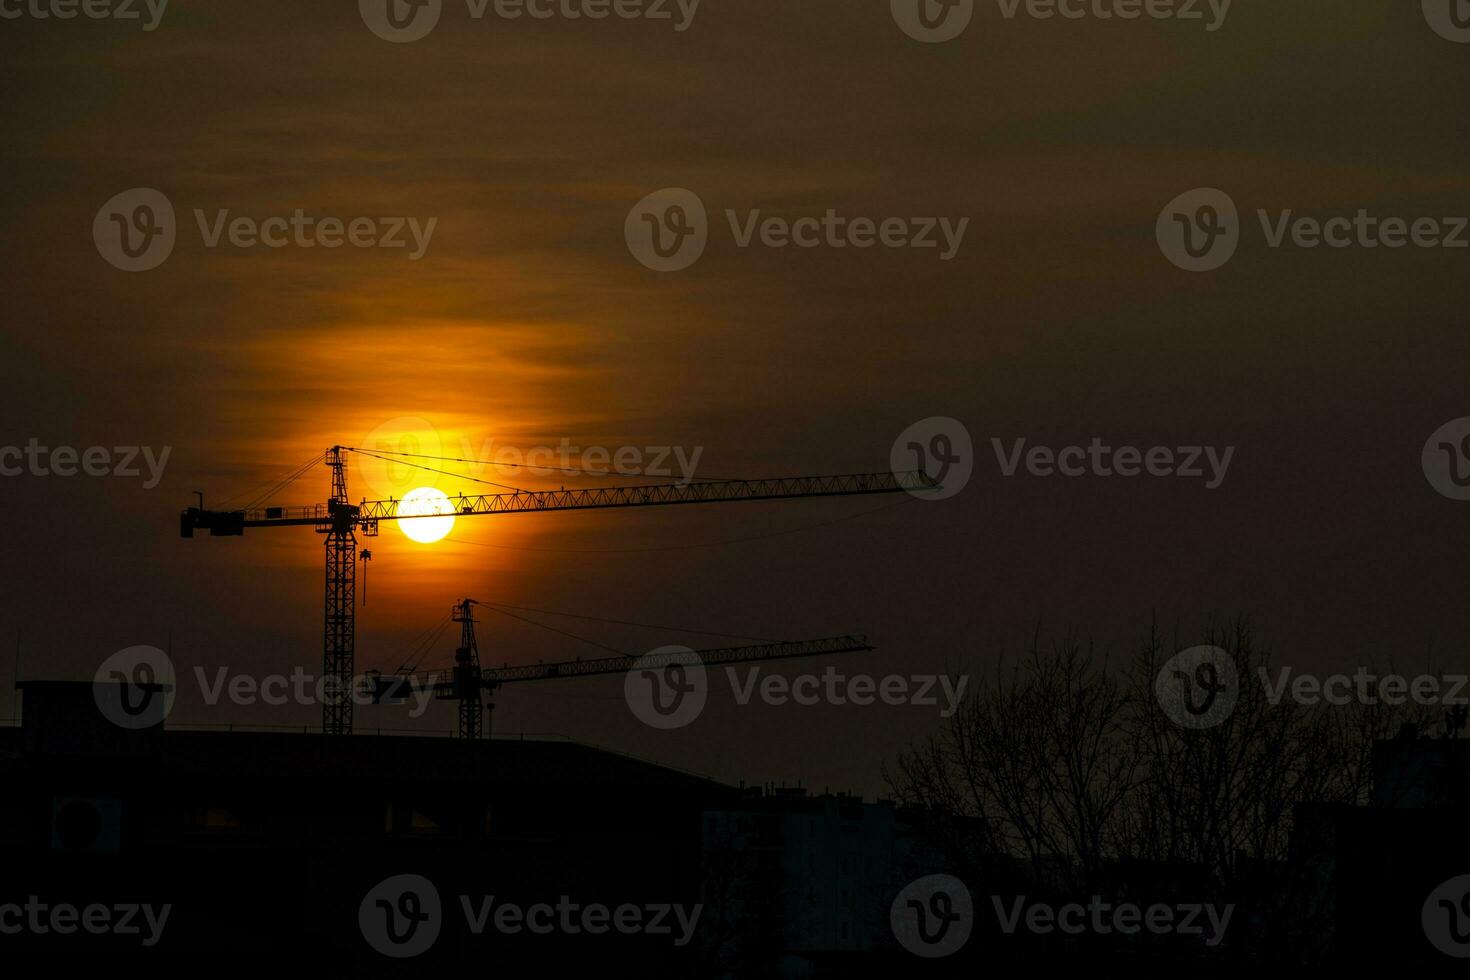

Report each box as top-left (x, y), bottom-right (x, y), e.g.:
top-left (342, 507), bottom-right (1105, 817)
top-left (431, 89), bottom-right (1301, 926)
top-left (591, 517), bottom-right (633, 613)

top-left (184, 802), bottom-right (261, 838)
top-left (384, 800), bottom-right (450, 838)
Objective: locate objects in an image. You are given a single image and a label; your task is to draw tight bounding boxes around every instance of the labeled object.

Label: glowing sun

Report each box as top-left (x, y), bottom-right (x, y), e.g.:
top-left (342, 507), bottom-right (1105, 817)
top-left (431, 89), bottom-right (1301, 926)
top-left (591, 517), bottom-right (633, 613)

top-left (397, 486), bottom-right (455, 543)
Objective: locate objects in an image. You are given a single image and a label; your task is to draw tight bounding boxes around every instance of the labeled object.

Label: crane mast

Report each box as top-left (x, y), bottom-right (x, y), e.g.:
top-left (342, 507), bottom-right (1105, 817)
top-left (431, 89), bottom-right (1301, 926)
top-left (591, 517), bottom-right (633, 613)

top-left (451, 599), bottom-right (485, 739)
top-left (321, 446), bottom-right (360, 735)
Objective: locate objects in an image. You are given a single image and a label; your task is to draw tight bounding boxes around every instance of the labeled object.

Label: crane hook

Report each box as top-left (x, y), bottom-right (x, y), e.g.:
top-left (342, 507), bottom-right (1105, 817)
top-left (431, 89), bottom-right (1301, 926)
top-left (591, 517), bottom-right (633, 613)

top-left (359, 549), bottom-right (373, 606)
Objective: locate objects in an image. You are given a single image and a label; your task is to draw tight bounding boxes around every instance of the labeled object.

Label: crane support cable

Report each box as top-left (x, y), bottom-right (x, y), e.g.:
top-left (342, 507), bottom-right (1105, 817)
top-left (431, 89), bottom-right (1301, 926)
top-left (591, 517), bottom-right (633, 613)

top-left (342, 445), bottom-right (756, 484)
top-left (359, 612), bottom-right (453, 676)
top-left (479, 604), bottom-right (630, 657)
top-left (217, 452), bottom-right (326, 510)
top-left (344, 447), bottom-right (527, 494)
top-left (483, 635), bottom-right (872, 685)
top-left (399, 614), bottom-right (454, 674)
top-left (446, 495), bottom-right (911, 555)
top-left (477, 600), bottom-right (780, 643)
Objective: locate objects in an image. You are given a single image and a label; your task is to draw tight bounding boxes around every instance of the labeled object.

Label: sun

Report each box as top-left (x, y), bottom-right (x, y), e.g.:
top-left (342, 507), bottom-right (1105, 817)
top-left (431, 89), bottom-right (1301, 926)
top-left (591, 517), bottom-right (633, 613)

top-left (397, 486), bottom-right (456, 543)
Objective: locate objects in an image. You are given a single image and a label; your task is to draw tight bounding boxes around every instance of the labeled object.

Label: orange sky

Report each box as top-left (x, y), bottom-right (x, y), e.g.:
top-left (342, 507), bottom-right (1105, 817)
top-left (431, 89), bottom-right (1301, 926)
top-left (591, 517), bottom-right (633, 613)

top-left (3, 1), bottom-right (1470, 793)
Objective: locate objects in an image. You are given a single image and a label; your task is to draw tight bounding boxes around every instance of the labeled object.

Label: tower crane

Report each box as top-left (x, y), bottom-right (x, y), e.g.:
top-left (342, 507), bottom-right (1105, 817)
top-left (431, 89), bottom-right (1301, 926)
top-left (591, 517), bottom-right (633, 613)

top-left (367, 598), bottom-right (876, 739)
top-left (181, 445), bottom-right (936, 734)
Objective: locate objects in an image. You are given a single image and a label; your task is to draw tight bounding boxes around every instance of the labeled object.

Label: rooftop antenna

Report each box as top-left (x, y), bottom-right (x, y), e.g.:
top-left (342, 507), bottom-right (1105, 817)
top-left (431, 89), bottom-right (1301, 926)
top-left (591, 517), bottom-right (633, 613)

top-left (10, 630), bottom-right (19, 724)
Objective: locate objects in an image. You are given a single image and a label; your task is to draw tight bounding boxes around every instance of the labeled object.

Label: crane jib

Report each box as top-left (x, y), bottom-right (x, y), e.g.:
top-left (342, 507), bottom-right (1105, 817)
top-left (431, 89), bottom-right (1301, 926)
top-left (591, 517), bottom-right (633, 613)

top-left (179, 471), bottom-right (938, 537)
top-left (364, 635), bottom-right (876, 705)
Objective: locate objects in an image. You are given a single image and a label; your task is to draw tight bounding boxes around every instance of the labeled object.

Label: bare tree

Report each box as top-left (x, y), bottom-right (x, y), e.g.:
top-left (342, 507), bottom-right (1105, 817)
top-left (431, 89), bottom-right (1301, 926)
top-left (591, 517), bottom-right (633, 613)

top-left (887, 617), bottom-right (1450, 961)
top-left (887, 630), bottom-right (1140, 892)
